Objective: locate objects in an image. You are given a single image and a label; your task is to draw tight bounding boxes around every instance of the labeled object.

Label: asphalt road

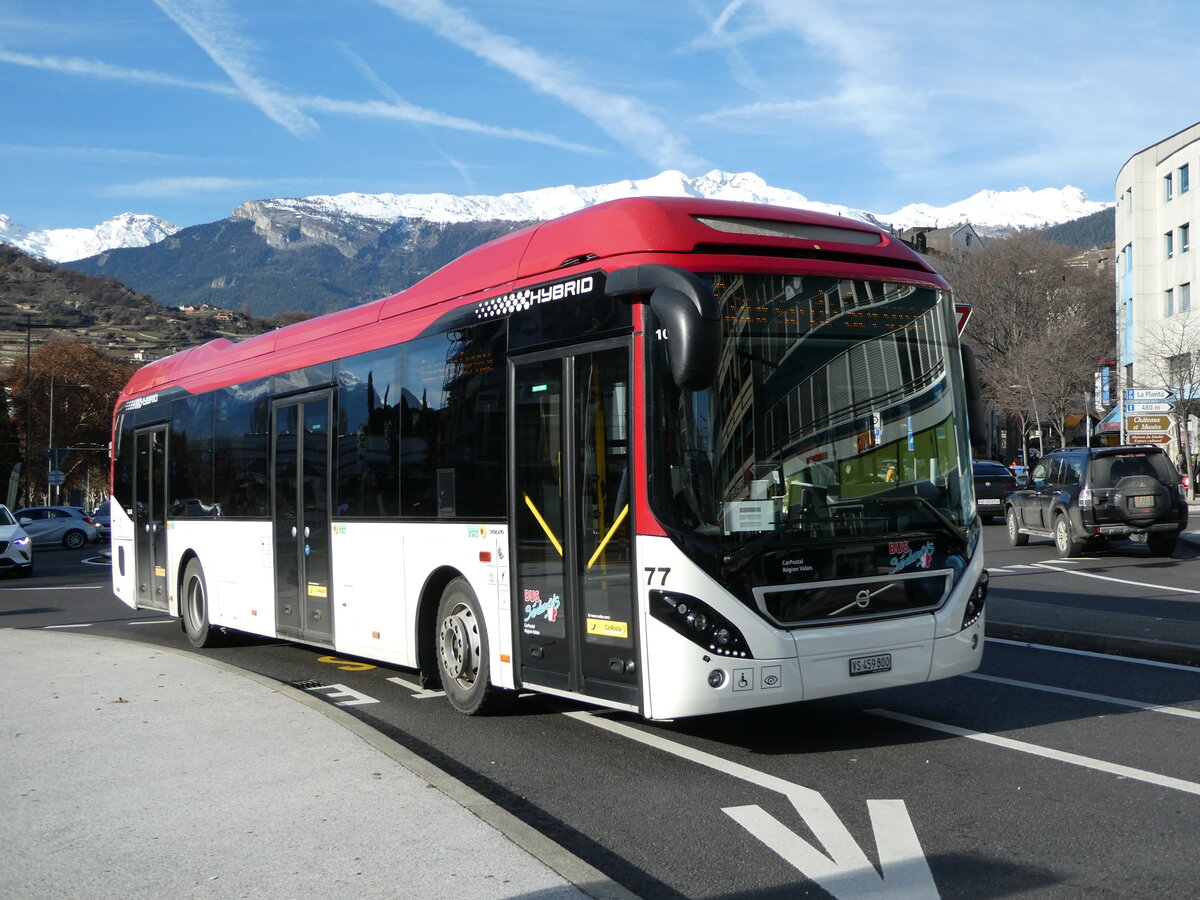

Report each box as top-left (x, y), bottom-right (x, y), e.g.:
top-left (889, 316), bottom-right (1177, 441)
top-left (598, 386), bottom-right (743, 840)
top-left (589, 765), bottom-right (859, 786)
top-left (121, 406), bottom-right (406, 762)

top-left (4, 531), bottom-right (1200, 899)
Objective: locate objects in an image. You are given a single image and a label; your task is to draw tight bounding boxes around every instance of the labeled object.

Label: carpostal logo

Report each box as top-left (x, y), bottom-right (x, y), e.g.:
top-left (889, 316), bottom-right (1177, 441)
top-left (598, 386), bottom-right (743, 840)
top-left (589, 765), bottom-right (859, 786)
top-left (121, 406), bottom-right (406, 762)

top-left (475, 275), bottom-right (596, 320)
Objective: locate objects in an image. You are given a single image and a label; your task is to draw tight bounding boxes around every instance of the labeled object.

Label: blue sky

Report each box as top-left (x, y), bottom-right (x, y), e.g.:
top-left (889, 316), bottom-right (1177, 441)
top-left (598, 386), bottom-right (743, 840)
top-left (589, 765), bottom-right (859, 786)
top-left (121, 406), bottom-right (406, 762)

top-left (2, 0), bottom-right (1197, 230)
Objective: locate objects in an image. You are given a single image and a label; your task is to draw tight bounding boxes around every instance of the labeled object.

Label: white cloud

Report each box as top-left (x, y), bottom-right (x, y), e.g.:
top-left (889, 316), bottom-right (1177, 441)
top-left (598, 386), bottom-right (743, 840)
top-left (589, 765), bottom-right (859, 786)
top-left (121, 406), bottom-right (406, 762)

top-left (149, 0), bottom-right (319, 138)
top-left (0, 42), bottom-right (596, 154)
top-left (372, 0), bottom-right (709, 173)
top-left (103, 175), bottom-right (315, 198)
top-left (0, 47), bottom-right (237, 95)
top-left (0, 143), bottom-right (221, 165)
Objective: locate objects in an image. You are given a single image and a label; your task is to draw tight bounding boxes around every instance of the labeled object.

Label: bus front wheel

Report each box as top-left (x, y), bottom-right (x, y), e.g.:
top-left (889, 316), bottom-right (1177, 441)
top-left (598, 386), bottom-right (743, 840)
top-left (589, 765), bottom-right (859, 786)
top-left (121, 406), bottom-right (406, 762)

top-left (181, 558), bottom-right (223, 649)
top-left (435, 577), bottom-right (515, 716)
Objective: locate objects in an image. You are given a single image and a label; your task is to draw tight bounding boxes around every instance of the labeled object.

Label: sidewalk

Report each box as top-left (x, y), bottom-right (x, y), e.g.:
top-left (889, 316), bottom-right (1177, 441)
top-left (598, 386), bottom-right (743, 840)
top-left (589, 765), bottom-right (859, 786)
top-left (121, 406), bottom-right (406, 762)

top-left (0, 628), bottom-right (632, 900)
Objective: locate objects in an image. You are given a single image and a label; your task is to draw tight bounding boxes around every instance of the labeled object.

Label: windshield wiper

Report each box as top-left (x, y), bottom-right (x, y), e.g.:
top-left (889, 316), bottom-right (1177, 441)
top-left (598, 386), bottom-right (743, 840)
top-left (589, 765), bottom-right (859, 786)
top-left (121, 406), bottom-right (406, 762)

top-left (875, 495), bottom-right (969, 555)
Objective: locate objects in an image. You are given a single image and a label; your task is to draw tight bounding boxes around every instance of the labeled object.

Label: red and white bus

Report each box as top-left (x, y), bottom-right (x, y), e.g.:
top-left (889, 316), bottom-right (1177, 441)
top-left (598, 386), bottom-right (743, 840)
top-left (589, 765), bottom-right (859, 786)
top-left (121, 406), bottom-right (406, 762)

top-left (110, 197), bottom-right (988, 719)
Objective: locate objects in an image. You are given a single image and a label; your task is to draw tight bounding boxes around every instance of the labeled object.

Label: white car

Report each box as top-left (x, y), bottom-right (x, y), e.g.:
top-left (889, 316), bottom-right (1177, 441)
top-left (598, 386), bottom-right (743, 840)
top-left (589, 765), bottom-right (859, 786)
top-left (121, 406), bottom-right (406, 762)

top-left (0, 504), bottom-right (34, 577)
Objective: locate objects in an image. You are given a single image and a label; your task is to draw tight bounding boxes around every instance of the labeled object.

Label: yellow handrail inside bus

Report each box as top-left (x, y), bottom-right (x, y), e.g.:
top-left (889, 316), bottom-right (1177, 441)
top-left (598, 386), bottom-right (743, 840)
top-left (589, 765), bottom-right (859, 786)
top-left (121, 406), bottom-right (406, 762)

top-left (523, 493), bottom-right (563, 556)
top-left (587, 503), bottom-right (629, 570)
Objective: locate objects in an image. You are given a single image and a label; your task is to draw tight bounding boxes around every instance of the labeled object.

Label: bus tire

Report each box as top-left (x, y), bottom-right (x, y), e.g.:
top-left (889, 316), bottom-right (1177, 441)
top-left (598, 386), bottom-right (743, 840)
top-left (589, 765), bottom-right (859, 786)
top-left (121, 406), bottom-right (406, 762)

top-left (181, 558), bottom-right (222, 649)
top-left (436, 577), bottom-right (515, 716)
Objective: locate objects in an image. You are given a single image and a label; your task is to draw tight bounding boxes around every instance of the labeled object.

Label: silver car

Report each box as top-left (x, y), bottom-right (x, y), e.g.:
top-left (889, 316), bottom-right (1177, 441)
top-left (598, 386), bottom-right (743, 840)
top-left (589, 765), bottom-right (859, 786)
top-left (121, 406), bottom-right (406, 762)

top-left (14, 506), bottom-right (101, 550)
top-left (0, 504), bottom-right (34, 576)
top-left (91, 500), bottom-right (112, 539)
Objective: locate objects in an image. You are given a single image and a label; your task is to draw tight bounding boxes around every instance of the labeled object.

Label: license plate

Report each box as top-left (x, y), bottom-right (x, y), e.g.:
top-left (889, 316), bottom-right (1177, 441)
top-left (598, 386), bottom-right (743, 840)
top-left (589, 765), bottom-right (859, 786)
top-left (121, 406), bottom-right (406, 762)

top-left (1132, 495), bottom-right (1155, 506)
top-left (978, 498), bottom-right (1001, 506)
top-left (849, 653), bottom-right (892, 676)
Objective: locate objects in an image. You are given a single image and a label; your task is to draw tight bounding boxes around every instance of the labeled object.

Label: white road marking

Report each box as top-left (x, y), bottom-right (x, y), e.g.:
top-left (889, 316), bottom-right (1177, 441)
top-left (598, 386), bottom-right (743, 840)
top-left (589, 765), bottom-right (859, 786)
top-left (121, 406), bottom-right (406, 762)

top-left (965, 672), bottom-right (1200, 719)
top-left (1033, 561), bottom-right (1200, 594)
top-left (569, 710), bottom-right (937, 899)
top-left (128, 618), bottom-right (176, 625)
top-left (43, 623), bottom-right (92, 629)
top-left (1, 584), bottom-right (109, 591)
top-left (871, 709), bottom-right (1200, 797)
top-left (986, 636), bottom-right (1200, 673)
top-left (303, 683), bottom-right (379, 706)
top-left (386, 676), bottom-right (445, 699)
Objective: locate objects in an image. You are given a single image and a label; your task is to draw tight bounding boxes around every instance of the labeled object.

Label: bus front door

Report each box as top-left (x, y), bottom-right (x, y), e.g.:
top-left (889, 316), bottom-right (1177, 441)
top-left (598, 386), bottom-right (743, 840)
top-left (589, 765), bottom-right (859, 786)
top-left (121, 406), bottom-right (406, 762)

top-left (133, 425), bottom-right (169, 611)
top-left (512, 343), bottom-right (639, 709)
top-left (272, 392), bottom-right (334, 646)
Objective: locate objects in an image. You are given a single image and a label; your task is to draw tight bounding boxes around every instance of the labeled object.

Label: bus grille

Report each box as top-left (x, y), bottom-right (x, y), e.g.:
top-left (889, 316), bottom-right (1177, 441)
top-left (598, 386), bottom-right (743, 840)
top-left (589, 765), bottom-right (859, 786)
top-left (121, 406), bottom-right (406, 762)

top-left (753, 571), bottom-right (951, 628)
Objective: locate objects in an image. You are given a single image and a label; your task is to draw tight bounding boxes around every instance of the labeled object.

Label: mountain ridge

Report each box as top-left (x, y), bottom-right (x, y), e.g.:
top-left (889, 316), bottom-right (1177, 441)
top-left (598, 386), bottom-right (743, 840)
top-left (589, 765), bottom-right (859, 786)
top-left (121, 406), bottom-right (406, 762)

top-left (3, 169), bottom-right (1111, 264)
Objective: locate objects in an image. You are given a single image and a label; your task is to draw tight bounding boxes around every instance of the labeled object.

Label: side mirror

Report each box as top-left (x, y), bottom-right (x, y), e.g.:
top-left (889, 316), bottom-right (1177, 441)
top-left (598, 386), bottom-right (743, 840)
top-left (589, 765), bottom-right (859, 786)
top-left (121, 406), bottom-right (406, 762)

top-left (19, 517), bottom-right (32, 526)
top-left (606, 264), bottom-right (721, 390)
top-left (959, 343), bottom-right (986, 450)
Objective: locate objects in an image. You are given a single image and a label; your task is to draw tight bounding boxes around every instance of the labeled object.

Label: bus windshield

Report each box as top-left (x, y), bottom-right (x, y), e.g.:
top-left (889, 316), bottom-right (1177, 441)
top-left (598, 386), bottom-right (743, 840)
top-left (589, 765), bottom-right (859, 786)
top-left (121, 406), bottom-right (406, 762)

top-left (647, 274), bottom-right (973, 551)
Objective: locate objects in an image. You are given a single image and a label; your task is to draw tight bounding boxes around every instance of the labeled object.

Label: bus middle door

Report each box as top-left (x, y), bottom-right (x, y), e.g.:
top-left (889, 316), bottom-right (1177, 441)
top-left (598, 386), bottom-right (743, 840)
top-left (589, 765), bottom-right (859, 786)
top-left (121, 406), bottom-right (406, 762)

top-left (272, 391), bottom-right (334, 646)
top-left (511, 342), bottom-right (639, 710)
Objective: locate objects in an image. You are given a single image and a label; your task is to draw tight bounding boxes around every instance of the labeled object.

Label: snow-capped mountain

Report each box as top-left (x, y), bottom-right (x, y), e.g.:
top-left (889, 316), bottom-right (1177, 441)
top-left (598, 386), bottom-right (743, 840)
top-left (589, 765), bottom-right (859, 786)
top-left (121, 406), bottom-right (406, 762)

top-left (2, 172), bottom-right (1111, 264)
top-left (0, 212), bottom-right (179, 263)
top-left (883, 186), bottom-right (1108, 232)
top-left (238, 170), bottom-right (881, 229)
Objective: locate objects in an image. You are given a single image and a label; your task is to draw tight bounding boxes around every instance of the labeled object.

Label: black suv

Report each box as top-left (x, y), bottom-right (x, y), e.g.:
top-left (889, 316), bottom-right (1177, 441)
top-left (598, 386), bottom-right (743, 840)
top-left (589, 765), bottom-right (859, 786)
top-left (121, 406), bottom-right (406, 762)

top-left (1005, 445), bottom-right (1187, 557)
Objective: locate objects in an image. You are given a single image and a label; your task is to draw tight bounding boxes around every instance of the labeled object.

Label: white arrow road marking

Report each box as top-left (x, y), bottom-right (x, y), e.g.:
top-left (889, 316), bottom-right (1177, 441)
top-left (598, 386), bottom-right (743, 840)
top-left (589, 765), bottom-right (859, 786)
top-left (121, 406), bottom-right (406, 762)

top-left (726, 797), bottom-right (937, 899)
top-left (304, 683), bottom-right (379, 706)
top-left (567, 710), bottom-right (937, 898)
top-left (871, 709), bottom-right (1200, 796)
top-left (386, 675), bottom-right (445, 699)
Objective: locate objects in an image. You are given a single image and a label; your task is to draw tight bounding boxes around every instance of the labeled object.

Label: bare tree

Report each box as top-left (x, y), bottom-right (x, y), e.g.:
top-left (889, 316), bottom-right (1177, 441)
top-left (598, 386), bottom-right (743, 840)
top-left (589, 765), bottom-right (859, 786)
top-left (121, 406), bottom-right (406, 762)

top-left (938, 231), bottom-right (1114, 460)
top-left (1137, 313), bottom-right (1200, 498)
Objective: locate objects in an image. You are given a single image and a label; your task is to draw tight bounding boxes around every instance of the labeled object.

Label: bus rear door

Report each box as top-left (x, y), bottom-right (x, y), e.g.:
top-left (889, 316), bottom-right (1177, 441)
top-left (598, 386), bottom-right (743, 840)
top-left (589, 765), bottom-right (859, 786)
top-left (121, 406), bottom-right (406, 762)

top-left (511, 341), bottom-right (639, 709)
top-left (133, 424), bottom-right (169, 611)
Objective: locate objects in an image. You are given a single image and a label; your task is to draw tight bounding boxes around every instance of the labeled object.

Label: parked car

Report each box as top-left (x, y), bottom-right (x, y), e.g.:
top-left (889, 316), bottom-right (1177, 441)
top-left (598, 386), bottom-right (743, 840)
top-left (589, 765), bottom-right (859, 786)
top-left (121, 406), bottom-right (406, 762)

top-left (972, 461), bottom-right (1017, 523)
top-left (1005, 445), bottom-right (1187, 558)
top-left (91, 499), bottom-right (112, 539)
top-left (13, 505), bottom-right (101, 550)
top-left (0, 504), bottom-right (34, 577)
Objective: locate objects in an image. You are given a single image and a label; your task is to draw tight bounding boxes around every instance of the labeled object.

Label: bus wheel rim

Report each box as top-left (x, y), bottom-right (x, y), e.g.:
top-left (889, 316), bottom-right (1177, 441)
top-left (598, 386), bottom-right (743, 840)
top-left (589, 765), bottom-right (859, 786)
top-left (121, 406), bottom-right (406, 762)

top-left (187, 576), bottom-right (204, 626)
top-left (439, 603), bottom-right (478, 687)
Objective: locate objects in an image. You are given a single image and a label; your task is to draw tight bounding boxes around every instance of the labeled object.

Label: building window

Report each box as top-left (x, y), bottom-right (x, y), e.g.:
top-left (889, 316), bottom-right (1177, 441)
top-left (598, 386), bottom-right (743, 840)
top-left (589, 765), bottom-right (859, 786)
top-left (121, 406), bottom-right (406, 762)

top-left (1181, 223), bottom-right (1191, 253)
top-left (1165, 173), bottom-right (1174, 201)
top-left (1182, 164), bottom-right (1191, 194)
top-left (1169, 353), bottom-right (1192, 387)
top-left (1166, 288), bottom-right (1174, 317)
top-left (1165, 231), bottom-right (1174, 259)
top-left (1183, 283), bottom-right (1192, 314)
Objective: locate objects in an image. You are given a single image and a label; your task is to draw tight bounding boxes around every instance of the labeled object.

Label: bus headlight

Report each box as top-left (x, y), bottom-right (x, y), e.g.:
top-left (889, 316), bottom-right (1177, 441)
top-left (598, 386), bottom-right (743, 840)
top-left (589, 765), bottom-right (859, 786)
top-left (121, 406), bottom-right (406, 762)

top-left (651, 590), bottom-right (752, 658)
top-left (961, 569), bottom-right (988, 630)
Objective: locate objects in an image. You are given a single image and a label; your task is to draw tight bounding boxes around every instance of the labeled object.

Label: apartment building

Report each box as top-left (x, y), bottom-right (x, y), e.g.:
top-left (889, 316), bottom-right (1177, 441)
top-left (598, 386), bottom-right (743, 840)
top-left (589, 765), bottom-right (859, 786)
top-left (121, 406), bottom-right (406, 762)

top-left (1115, 121), bottom-right (1199, 453)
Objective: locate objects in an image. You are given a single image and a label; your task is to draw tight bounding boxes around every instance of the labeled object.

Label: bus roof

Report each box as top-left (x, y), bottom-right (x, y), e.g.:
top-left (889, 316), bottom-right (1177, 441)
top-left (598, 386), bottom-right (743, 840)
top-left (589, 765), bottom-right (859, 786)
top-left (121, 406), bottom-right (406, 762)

top-left (119, 196), bottom-right (942, 402)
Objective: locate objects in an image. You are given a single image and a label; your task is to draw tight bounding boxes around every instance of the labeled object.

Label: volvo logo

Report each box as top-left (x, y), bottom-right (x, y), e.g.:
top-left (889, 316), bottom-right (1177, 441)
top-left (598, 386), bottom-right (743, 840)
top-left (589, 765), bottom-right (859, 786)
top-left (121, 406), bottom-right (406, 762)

top-left (831, 582), bottom-right (897, 617)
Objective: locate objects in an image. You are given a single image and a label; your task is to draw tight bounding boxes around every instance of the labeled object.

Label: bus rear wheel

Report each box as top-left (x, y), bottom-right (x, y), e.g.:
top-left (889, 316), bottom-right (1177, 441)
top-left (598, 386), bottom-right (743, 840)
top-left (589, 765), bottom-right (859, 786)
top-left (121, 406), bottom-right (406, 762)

top-left (181, 558), bottom-right (223, 649)
top-left (435, 577), bottom-right (515, 716)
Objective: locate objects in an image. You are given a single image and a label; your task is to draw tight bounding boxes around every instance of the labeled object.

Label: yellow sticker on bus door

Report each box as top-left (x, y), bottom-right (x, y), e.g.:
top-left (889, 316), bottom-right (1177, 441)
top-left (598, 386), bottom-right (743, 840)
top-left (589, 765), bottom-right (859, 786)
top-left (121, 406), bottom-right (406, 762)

top-left (586, 617), bottom-right (629, 639)
top-left (307, 584), bottom-right (328, 598)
